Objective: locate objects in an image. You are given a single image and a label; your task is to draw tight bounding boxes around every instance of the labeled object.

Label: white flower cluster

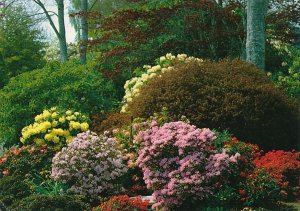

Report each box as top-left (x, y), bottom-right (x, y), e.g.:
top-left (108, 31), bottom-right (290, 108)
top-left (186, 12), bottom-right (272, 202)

top-left (121, 53), bottom-right (203, 112)
top-left (51, 131), bottom-right (128, 199)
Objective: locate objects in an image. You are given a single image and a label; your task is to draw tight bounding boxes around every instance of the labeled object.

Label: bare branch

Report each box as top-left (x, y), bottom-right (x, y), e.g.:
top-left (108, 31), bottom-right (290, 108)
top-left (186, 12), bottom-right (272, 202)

top-left (32, 0), bottom-right (60, 38)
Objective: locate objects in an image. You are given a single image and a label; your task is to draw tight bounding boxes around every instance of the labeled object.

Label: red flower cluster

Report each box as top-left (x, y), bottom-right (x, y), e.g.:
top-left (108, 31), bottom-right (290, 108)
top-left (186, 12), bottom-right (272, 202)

top-left (254, 150), bottom-right (300, 186)
top-left (93, 195), bottom-right (149, 211)
top-left (253, 150), bottom-right (300, 199)
top-left (0, 145), bottom-right (55, 178)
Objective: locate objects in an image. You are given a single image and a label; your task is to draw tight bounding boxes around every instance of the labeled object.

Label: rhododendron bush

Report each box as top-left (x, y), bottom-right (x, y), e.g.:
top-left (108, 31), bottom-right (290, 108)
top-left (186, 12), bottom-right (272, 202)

top-left (51, 131), bottom-right (128, 200)
top-left (136, 121), bottom-right (240, 210)
top-left (20, 107), bottom-right (90, 149)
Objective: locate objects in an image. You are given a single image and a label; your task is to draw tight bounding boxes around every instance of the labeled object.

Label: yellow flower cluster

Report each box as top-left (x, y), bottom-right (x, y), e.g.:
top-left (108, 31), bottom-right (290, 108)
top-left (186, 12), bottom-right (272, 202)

top-left (121, 53), bottom-right (203, 112)
top-left (20, 107), bottom-right (90, 148)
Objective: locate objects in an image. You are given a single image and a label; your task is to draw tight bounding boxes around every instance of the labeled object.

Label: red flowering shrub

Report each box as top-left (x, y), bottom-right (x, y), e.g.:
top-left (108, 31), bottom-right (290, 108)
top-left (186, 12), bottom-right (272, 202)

top-left (0, 145), bottom-right (56, 179)
top-left (253, 150), bottom-right (300, 200)
top-left (211, 134), bottom-right (264, 206)
top-left (240, 169), bottom-right (280, 206)
top-left (93, 195), bottom-right (149, 211)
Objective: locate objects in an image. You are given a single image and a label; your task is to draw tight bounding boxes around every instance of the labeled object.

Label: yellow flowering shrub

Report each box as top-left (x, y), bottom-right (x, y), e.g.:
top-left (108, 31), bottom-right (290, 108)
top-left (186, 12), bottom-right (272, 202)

top-left (121, 53), bottom-right (203, 112)
top-left (20, 107), bottom-right (90, 148)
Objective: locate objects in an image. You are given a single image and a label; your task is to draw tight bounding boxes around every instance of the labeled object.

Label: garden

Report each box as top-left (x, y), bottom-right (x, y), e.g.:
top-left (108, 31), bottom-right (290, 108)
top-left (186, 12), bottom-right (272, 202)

top-left (0, 0), bottom-right (299, 211)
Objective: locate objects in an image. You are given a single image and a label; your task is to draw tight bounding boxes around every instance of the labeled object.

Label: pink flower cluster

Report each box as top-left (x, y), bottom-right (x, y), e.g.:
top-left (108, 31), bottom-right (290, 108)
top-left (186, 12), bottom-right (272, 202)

top-left (136, 121), bottom-right (240, 210)
top-left (51, 131), bottom-right (128, 199)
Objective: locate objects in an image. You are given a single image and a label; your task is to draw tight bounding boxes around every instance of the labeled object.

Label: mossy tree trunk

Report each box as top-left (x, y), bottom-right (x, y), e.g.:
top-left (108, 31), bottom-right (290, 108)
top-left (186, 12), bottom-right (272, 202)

top-left (79, 0), bottom-right (88, 64)
top-left (246, 0), bottom-right (269, 70)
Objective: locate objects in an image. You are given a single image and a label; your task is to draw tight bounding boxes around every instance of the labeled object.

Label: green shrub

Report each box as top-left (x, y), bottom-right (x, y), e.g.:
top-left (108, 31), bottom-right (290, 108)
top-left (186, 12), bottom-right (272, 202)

top-left (268, 47), bottom-right (300, 103)
top-left (0, 176), bottom-right (32, 207)
top-left (0, 60), bottom-right (117, 146)
top-left (126, 59), bottom-right (300, 150)
top-left (10, 195), bottom-right (89, 211)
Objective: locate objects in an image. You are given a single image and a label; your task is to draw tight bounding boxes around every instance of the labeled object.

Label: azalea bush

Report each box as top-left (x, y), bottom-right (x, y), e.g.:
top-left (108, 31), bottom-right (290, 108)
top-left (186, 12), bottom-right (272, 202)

top-left (93, 195), bottom-right (149, 211)
top-left (20, 107), bottom-right (90, 148)
top-left (0, 145), bottom-right (55, 179)
top-left (136, 121), bottom-right (240, 210)
top-left (253, 150), bottom-right (300, 200)
top-left (51, 131), bottom-right (127, 201)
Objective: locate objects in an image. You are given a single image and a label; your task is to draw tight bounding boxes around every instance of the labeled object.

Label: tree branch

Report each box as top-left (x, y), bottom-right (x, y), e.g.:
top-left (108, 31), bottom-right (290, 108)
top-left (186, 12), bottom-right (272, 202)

top-left (89, 0), bottom-right (98, 11)
top-left (32, 0), bottom-right (60, 38)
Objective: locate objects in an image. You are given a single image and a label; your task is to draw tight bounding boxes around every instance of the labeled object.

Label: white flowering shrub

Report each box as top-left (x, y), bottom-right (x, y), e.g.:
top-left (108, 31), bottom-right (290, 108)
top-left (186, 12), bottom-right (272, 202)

top-left (121, 53), bottom-right (203, 112)
top-left (44, 41), bottom-right (79, 61)
top-left (51, 131), bottom-right (128, 200)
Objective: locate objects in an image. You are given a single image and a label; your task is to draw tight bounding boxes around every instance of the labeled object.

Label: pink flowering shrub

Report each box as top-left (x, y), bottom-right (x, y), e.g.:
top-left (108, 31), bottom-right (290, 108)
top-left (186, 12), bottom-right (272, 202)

top-left (136, 121), bottom-right (240, 210)
top-left (51, 131), bottom-right (128, 200)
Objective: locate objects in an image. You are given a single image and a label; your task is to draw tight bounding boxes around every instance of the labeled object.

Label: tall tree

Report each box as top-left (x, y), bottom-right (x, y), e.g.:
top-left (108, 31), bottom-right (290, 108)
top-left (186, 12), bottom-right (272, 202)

top-left (79, 0), bottom-right (88, 64)
top-left (0, 4), bottom-right (45, 88)
top-left (246, 0), bottom-right (269, 70)
top-left (32, 0), bottom-right (68, 63)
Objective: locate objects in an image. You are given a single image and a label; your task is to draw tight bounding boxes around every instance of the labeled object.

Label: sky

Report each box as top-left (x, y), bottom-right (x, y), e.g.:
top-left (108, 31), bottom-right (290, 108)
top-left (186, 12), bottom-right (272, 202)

top-left (40, 1), bottom-right (76, 43)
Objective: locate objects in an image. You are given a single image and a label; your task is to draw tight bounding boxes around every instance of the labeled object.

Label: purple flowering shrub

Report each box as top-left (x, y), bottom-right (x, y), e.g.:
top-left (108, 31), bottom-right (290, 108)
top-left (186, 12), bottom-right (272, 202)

top-left (51, 131), bottom-right (128, 200)
top-left (136, 121), bottom-right (240, 210)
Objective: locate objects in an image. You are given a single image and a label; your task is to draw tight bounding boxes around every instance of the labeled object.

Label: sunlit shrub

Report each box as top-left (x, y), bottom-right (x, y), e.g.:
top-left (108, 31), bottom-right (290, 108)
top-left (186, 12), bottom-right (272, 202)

top-left (0, 60), bottom-right (117, 147)
top-left (20, 107), bottom-right (90, 148)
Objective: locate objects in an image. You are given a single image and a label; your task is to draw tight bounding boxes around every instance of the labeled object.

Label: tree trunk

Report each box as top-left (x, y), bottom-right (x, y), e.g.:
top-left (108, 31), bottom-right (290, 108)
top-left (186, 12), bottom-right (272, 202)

top-left (57, 0), bottom-right (68, 63)
top-left (80, 0), bottom-right (88, 64)
top-left (246, 0), bottom-right (268, 70)
top-left (217, 0), bottom-right (222, 7)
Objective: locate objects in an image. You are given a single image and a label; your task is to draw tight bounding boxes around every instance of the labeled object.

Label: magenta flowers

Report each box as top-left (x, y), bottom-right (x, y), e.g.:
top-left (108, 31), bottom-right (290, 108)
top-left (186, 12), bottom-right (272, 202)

top-left (136, 121), bottom-right (240, 210)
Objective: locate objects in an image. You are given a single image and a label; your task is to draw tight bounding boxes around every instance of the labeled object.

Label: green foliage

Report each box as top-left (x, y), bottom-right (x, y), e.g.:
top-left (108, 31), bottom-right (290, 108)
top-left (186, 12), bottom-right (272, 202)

top-left (0, 175), bottom-right (32, 207)
top-left (0, 60), bottom-right (117, 146)
top-left (126, 59), bottom-right (300, 150)
top-left (93, 0), bottom-right (244, 97)
top-left (28, 173), bottom-right (69, 196)
top-left (242, 169), bottom-right (280, 207)
top-left (10, 194), bottom-right (89, 211)
top-left (0, 5), bottom-right (45, 88)
top-left (268, 45), bottom-right (300, 102)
